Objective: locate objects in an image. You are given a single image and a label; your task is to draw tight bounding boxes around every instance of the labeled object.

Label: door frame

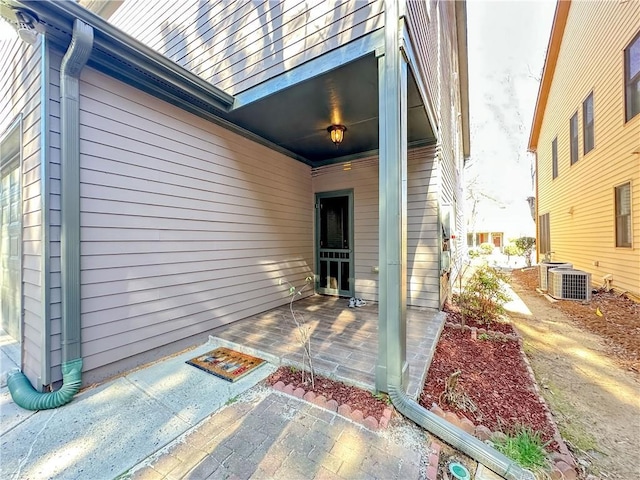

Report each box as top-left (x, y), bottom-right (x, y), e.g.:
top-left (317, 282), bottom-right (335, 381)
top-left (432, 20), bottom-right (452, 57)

top-left (315, 189), bottom-right (354, 297)
top-left (1, 116), bottom-right (23, 345)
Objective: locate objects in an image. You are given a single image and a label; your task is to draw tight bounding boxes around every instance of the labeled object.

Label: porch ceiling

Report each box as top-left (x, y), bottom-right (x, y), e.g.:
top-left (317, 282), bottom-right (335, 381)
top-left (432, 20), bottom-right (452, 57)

top-left (226, 55), bottom-right (436, 167)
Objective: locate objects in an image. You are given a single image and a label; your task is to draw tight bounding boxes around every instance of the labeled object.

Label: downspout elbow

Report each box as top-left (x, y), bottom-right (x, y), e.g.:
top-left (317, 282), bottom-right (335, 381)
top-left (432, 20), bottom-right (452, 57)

top-left (7, 359), bottom-right (83, 410)
top-left (387, 383), bottom-right (535, 480)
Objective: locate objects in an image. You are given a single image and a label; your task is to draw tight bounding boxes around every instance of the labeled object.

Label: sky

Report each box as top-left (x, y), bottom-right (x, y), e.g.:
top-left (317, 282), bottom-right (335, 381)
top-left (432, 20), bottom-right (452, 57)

top-left (465, 0), bottom-right (556, 239)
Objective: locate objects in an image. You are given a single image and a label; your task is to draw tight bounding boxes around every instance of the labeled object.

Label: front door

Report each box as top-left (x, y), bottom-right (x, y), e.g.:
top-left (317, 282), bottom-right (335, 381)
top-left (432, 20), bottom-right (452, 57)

top-left (1, 125), bottom-right (21, 343)
top-left (316, 191), bottom-right (354, 297)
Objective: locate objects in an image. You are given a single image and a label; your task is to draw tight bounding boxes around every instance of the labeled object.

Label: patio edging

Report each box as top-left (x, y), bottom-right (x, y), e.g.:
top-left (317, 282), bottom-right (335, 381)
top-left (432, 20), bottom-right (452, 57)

top-left (271, 380), bottom-right (394, 431)
top-left (433, 323), bottom-right (579, 479)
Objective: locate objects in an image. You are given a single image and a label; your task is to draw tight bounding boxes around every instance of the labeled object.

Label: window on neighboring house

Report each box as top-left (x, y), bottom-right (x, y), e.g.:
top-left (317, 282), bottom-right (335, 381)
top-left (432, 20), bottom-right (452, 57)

top-left (615, 182), bottom-right (632, 247)
top-left (583, 92), bottom-right (594, 154)
top-left (570, 112), bottom-right (578, 164)
top-left (552, 137), bottom-right (558, 179)
top-left (539, 213), bottom-right (550, 255)
top-left (626, 31), bottom-right (640, 121)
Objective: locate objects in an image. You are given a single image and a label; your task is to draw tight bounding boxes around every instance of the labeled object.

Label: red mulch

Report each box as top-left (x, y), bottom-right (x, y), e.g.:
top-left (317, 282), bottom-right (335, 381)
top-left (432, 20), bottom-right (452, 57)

top-left (419, 326), bottom-right (558, 449)
top-left (266, 366), bottom-right (388, 419)
top-left (444, 301), bottom-right (516, 334)
top-left (512, 268), bottom-right (640, 372)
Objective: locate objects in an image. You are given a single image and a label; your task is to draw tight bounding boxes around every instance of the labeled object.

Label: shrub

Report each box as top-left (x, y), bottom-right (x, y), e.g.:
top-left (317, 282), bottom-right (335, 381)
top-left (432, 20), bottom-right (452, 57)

top-left (457, 265), bottom-right (511, 324)
top-left (479, 242), bottom-right (495, 255)
top-left (514, 236), bottom-right (536, 267)
top-left (503, 243), bottom-right (521, 258)
top-left (468, 247), bottom-right (481, 258)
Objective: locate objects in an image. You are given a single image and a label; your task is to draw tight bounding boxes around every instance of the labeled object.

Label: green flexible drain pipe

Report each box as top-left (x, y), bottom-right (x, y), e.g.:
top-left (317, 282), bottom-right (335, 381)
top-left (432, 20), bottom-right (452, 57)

top-left (8, 19), bottom-right (93, 410)
top-left (8, 359), bottom-right (83, 410)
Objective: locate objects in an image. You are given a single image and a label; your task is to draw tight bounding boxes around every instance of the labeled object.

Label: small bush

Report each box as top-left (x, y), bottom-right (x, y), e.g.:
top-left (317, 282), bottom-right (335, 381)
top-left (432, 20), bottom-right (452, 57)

top-left (514, 236), bottom-right (536, 267)
top-left (457, 265), bottom-right (511, 324)
top-left (468, 248), bottom-right (481, 258)
top-left (493, 426), bottom-right (551, 472)
top-left (503, 243), bottom-right (521, 258)
top-left (479, 242), bottom-right (495, 255)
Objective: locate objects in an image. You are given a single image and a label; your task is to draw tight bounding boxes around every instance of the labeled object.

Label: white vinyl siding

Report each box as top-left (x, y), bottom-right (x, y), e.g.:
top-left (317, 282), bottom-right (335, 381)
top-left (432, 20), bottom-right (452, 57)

top-left (0, 37), bottom-right (42, 387)
top-left (109, 0), bottom-right (384, 94)
top-left (311, 146), bottom-right (440, 309)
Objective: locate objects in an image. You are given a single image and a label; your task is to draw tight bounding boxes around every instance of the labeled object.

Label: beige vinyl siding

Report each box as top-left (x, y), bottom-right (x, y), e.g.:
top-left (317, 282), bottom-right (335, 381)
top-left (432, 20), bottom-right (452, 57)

top-left (407, 0), bottom-right (465, 303)
top-left (108, 0), bottom-right (384, 94)
top-left (406, 0), bottom-right (438, 123)
top-left (0, 37), bottom-right (42, 386)
top-left (311, 146), bottom-right (439, 309)
top-left (46, 64), bottom-right (313, 384)
top-left (536, 0), bottom-right (640, 296)
top-left (407, 147), bottom-right (441, 309)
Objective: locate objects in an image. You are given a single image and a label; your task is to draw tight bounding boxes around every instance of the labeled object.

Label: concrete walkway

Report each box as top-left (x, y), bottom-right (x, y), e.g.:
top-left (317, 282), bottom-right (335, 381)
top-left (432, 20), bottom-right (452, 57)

top-left (124, 387), bottom-right (429, 480)
top-left (0, 338), bottom-right (277, 480)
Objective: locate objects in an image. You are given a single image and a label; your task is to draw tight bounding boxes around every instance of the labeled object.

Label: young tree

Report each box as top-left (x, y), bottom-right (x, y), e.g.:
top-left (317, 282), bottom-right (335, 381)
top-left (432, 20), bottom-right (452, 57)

top-left (514, 236), bottom-right (536, 267)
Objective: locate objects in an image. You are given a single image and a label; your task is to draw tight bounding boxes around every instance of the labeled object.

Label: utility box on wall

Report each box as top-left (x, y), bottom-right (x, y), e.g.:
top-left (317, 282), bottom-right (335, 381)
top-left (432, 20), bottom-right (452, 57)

top-left (440, 204), bottom-right (454, 274)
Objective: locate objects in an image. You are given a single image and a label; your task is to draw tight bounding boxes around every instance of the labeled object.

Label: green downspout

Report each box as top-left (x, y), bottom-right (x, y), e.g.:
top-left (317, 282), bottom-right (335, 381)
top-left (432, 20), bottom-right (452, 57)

top-left (8, 19), bottom-right (93, 410)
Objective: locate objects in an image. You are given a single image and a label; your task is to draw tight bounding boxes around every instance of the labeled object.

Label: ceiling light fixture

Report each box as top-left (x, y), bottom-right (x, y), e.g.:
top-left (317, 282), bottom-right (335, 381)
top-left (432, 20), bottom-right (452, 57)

top-left (327, 124), bottom-right (346, 147)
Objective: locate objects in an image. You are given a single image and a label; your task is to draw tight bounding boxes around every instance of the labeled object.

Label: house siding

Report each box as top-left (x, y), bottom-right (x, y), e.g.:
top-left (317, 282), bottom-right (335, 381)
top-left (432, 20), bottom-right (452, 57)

top-left (406, 0), bottom-right (465, 303)
top-left (46, 61), bottom-right (313, 383)
top-left (108, 0), bottom-right (384, 95)
top-left (0, 37), bottom-right (42, 387)
top-left (311, 146), bottom-right (439, 309)
top-left (536, 0), bottom-right (640, 297)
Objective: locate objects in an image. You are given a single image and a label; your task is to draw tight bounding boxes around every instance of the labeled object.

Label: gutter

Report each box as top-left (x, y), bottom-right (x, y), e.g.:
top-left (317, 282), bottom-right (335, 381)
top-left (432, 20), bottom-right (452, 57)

top-left (8, 18), bottom-right (93, 410)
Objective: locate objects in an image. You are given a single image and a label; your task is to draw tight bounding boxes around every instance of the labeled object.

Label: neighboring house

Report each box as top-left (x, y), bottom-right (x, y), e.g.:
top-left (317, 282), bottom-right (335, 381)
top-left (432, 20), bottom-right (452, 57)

top-left (0, 0), bottom-right (469, 394)
top-left (528, 0), bottom-right (640, 299)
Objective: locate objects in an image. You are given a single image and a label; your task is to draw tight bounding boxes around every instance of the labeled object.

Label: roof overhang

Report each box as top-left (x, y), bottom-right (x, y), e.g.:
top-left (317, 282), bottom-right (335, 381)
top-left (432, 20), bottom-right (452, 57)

top-left (1, 0), bottom-right (234, 113)
top-left (2, 0), bottom-right (436, 167)
top-left (527, 0), bottom-right (571, 152)
top-left (455, 0), bottom-right (471, 160)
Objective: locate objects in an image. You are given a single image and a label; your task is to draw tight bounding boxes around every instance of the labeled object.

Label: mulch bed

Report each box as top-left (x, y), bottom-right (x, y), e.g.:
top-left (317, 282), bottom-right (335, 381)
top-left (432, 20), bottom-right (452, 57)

top-left (512, 268), bottom-right (640, 372)
top-left (266, 366), bottom-right (388, 419)
top-left (419, 326), bottom-right (558, 449)
top-left (444, 301), bottom-right (516, 334)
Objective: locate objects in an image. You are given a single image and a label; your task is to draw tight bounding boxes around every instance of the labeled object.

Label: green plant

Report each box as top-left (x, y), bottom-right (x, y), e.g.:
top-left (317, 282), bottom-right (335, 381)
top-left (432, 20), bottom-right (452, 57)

top-left (479, 242), bottom-right (495, 255)
top-left (468, 247), bottom-right (481, 258)
top-left (280, 276), bottom-right (315, 388)
top-left (372, 392), bottom-right (392, 405)
top-left (477, 332), bottom-right (491, 341)
top-left (514, 236), bottom-right (536, 267)
top-left (457, 265), bottom-right (511, 324)
top-left (493, 426), bottom-right (552, 472)
top-left (503, 243), bottom-right (522, 263)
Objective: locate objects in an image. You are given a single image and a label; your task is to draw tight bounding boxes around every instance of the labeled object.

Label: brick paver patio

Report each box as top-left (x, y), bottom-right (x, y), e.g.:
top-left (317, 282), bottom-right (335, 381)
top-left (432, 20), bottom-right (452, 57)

top-left (127, 390), bottom-right (429, 480)
top-left (209, 295), bottom-right (445, 399)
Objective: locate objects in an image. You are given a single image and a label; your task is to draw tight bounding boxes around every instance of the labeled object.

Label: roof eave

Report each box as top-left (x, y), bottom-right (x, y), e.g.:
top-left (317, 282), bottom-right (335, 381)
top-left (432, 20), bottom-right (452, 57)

top-left (15, 0), bottom-right (234, 112)
top-left (455, 0), bottom-right (471, 160)
top-left (527, 0), bottom-right (571, 152)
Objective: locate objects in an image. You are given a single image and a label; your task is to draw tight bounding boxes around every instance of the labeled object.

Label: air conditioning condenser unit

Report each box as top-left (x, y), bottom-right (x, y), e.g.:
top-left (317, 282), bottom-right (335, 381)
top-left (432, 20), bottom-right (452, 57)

top-left (548, 268), bottom-right (592, 301)
top-left (539, 262), bottom-right (573, 291)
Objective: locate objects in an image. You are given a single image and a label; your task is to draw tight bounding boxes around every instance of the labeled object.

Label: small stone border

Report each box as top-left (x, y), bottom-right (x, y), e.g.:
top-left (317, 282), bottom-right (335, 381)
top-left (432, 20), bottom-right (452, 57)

top-left (271, 381), bottom-right (394, 431)
top-left (425, 442), bottom-right (442, 480)
top-left (435, 323), bottom-right (579, 479)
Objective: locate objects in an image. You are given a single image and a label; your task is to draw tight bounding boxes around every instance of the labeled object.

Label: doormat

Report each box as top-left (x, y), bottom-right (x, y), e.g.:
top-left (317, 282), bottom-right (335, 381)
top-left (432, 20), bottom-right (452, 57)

top-left (186, 347), bottom-right (265, 382)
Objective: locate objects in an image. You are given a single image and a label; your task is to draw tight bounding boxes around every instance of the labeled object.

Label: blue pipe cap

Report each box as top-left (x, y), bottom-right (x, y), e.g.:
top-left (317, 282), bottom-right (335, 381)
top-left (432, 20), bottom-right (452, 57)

top-left (448, 461), bottom-right (471, 480)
